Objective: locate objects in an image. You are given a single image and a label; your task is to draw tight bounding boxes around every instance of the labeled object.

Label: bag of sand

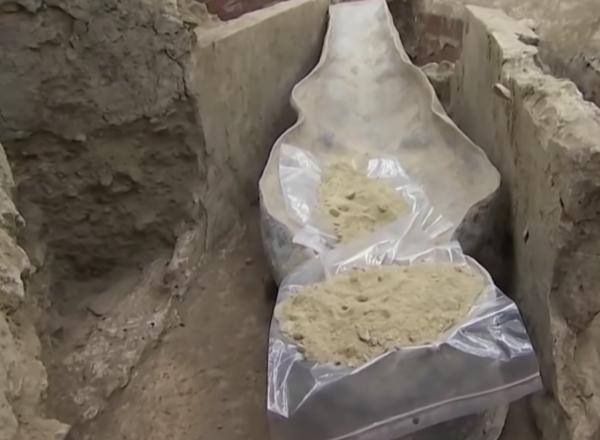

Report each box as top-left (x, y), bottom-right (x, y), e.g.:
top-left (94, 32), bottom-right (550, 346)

top-left (267, 238), bottom-right (541, 440)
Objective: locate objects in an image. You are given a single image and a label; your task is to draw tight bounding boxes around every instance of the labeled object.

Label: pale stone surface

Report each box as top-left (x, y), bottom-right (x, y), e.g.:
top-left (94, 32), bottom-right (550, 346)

top-left (188, 0), bottom-right (329, 242)
top-left (450, 7), bottom-right (600, 440)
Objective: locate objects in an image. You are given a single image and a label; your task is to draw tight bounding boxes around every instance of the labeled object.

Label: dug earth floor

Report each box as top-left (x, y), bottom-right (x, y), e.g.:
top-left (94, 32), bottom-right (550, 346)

top-left (61, 212), bottom-right (271, 440)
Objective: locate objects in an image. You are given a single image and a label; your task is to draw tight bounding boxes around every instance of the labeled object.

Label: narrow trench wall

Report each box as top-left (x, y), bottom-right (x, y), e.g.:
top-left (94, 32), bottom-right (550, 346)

top-left (0, 140), bottom-right (68, 440)
top-left (450, 7), bottom-right (600, 440)
top-left (0, 0), bottom-right (326, 281)
top-left (0, 0), bottom-right (207, 277)
top-left (388, 0), bottom-right (600, 108)
top-left (0, 0), bottom-right (328, 436)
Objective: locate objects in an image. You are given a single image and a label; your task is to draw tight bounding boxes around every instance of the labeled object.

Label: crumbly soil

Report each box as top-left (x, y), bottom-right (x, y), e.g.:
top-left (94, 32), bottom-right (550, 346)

top-left (275, 263), bottom-right (484, 366)
top-left (319, 161), bottom-right (408, 242)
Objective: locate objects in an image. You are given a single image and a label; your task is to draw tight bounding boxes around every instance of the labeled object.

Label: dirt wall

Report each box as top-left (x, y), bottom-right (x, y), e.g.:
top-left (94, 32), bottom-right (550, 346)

top-left (450, 7), bottom-right (600, 440)
top-left (388, 0), bottom-right (600, 107)
top-left (0, 139), bottom-right (69, 440)
top-left (0, 0), bottom-right (327, 281)
top-left (0, 0), bottom-right (328, 435)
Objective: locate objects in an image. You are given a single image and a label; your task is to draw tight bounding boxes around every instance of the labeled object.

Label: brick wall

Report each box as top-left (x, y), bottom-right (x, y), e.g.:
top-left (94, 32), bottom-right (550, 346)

top-left (200, 0), bottom-right (288, 19)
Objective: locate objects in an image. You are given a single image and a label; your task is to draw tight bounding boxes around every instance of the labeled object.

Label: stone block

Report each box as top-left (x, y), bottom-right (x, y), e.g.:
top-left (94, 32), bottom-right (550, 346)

top-left (188, 0), bottom-right (329, 243)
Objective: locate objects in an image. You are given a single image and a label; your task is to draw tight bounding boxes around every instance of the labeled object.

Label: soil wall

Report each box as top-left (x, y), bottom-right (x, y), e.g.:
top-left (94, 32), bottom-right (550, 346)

top-left (450, 7), bottom-right (600, 440)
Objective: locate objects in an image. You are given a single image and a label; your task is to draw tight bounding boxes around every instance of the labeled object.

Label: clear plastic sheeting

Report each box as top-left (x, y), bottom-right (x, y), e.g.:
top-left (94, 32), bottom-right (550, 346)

top-left (258, 0), bottom-right (501, 283)
top-left (279, 144), bottom-right (451, 254)
top-left (268, 239), bottom-right (542, 440)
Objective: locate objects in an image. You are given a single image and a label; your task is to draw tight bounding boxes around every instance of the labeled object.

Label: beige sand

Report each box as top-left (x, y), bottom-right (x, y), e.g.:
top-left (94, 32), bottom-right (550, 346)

top-left (275, 263), bottom-right (485, 366)
top-left (318, 161), bottom-right (408, 242)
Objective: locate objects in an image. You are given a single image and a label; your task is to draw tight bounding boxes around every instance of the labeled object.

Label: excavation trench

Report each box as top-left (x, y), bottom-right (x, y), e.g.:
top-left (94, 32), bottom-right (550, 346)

top-left (4, 6), bottom-right (517, 439)
top-left (0, 1), bottom-right (599, 440)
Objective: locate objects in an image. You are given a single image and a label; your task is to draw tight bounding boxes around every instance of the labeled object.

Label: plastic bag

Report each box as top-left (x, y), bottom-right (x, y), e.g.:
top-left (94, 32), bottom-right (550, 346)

top-left (261, 143), bottom-right (451, 283)
top-left (267, 237), bottom-right (541, 440)
top-left (279, 143), bottom-right (451, 254)
top-left (260, 198), bottom-right (317, 284)
top-left (258, 0), bottom-right (501, 284)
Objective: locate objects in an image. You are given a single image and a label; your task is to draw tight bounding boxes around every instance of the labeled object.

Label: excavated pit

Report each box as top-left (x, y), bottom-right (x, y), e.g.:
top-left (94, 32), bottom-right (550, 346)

top-left (0, 1), bottom-right (599, 440)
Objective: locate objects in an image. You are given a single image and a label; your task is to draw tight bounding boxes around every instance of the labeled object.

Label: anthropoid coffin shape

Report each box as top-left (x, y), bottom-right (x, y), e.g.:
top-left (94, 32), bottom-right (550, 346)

top-left (259, 0), bottom-right (500, 283)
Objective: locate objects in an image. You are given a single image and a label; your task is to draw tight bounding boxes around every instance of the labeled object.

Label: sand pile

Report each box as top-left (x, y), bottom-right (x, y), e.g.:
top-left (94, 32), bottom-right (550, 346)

top-left (318, 162), bottom-right (408, 242)
top-left (275, 263), bottom-right (485, 366)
